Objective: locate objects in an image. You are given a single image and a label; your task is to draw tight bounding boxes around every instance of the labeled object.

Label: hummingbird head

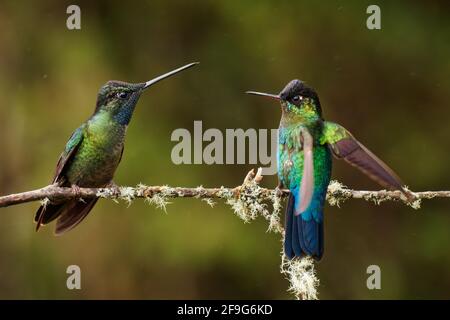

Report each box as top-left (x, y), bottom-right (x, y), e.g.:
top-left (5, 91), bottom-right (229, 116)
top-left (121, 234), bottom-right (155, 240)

top-left (246, 79), bottom-right (323, 126)
top-left (95, 81), bottom-right (144, 124)
top-left (94, 62), bottom-right (199, 125)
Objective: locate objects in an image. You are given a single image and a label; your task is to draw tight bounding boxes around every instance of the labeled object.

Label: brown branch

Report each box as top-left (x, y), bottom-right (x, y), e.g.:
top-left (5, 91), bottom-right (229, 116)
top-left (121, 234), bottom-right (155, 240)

top-left (0, 184), bottom-right (278, 208)
top-left (0, 178), bottom-right (448, 209)
top-left (0, 168), bottom-right (448, 301)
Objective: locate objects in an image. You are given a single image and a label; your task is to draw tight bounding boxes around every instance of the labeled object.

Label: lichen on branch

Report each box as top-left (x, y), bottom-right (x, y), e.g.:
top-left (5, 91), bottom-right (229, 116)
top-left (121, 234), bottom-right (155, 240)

top-left (0, 168), bottom-right (449, 300)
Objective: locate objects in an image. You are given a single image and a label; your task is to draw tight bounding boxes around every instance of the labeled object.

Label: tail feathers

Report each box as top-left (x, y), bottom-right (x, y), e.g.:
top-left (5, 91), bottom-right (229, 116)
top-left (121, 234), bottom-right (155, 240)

top-left (284, 195), bottom-right (295, 259)
top-left (35, 198), bottom-right (98, 235)
top-left (297, 215), bottom-right (323, 260)
top-left (55, 198), bottom-right (98, 235)
top-left (35, 203), bottom-right (66, 231)
top-left (284, 194), bottom-right (324, 260)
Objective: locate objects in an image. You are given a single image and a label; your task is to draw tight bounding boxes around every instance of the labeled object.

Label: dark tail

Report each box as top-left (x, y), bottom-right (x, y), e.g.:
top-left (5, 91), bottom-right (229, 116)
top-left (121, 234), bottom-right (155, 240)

top-left (35, 203), bottom-right (64, 228)
top-left (284, 194), bottom-right (324, 260)
top-left (35, 198), bottom-right (98, 235)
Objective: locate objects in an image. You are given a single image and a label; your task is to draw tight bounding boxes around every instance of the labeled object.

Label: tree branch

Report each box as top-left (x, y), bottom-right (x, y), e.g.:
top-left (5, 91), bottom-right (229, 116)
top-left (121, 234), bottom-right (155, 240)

top-left (0, 168), bottom-right (448, 300)
top-left (0, 177), bottom-right (447, 209)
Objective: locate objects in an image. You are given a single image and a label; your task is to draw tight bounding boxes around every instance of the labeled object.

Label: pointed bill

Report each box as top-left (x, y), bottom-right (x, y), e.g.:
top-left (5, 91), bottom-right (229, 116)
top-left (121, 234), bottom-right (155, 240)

top-left (143, 62), bottom-right (199, 89)
top-left (245, 91), bottom-right (280, 100)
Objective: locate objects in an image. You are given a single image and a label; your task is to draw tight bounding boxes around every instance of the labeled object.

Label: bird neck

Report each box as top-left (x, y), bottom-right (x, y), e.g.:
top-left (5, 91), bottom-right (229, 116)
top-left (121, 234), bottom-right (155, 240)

top-left (89, 110), bottom-right (127, 134)
top-left (279, 119), bottom-right (323, 146)
top-left (113, 102), bottom-right (137, 126)
top-left (280, 100), bottom-right (322, 129)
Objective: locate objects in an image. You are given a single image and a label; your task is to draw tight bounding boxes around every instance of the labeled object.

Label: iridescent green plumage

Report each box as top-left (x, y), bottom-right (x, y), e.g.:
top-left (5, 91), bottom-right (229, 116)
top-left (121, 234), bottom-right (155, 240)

top-left (276, 86), bottom-right (331, 260)
top-left (35, 63), bottom-right (198, 234)
top-left (64, 113), bottom-right (126, 187)
top-left (247, 79), bottom-right (411, 260)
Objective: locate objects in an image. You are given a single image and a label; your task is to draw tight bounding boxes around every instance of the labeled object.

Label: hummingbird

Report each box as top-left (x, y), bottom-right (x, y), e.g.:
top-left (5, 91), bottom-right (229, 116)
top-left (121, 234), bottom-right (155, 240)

top-left (35, 62), bottom-right (198, 235)
top-left (247, 79), bottom-right (411, 260)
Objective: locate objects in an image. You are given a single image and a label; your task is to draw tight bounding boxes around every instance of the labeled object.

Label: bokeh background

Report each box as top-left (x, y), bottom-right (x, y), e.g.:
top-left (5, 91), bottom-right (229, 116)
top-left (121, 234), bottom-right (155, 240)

top-left (0, 0), bottom-right (449, 299)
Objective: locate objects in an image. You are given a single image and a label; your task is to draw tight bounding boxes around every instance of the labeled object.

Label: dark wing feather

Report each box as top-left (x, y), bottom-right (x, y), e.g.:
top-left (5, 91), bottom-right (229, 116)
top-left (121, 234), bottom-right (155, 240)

top-left (330, 137), bottom-right (405, 190)
top-left (52, 125), bottom-right (85, 183)
top-left (35, 125), bottom-right (85, 229)
top-left (324, 122), bottom-right (411, 198)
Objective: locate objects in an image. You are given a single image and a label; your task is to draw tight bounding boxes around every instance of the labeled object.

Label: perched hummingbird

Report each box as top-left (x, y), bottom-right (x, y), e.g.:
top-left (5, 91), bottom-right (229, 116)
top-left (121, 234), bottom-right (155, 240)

top-left (35, 62), bottom-right (198, 235)
top-left (247, 80), bottom-right (411, 260)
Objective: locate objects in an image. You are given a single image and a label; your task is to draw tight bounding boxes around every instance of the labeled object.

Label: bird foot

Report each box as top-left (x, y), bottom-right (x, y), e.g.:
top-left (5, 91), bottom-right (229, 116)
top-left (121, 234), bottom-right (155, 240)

top-left (106, 181), bottom-right (121, 196)
top-left (71, 184), bottom-right (84, 202)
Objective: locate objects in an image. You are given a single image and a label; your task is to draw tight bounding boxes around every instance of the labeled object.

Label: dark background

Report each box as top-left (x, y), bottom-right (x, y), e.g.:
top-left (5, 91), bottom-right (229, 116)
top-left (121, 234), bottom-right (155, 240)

top-left (0, 0), bottom-right (449, 299)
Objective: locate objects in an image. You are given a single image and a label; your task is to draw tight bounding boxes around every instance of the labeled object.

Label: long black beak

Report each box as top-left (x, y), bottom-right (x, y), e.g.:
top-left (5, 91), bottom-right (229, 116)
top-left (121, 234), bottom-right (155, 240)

top-left (245, 91), bottom-right (280, 101)
top-left (143, 62), bottom-right (199, 89)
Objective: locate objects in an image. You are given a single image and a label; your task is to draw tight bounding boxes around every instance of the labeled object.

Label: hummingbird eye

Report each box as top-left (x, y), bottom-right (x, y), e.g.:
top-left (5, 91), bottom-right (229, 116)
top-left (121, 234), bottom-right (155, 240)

top-left (291, 95), bottom-right (303, 104)
top-left (117, 92), bottom-right (130, 99)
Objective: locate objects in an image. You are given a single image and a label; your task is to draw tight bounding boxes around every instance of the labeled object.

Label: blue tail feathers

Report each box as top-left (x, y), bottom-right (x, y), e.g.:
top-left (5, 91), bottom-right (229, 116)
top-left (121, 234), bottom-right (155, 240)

top-left (284, 193), bottom-right (324, 260)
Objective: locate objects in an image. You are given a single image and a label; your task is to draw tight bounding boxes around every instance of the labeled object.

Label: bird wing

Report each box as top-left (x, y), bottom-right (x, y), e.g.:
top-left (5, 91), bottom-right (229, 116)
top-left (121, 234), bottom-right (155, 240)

top-left (321, 121), bottom-right (408, 193)
top-left (52, 124), bottom-right (85, 184)
top-left (295, 127), bottom-right (315, 215)
top-left (35, 125), bottom-right (86, 228)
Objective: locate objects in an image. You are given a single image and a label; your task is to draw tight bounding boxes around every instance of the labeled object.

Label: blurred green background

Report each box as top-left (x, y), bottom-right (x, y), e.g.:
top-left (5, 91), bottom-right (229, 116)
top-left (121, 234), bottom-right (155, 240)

top-left (0, 0), bottom-right (449, 299)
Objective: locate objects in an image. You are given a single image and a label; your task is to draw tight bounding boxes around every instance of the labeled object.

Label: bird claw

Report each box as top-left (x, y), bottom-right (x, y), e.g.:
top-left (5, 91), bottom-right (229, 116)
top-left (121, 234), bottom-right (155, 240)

top-left (71, 184), bottom-right (85, 202)
top-left (71, 184), bottom-right (81, 196)
top-left (106, 181), bottom-right (121, 196)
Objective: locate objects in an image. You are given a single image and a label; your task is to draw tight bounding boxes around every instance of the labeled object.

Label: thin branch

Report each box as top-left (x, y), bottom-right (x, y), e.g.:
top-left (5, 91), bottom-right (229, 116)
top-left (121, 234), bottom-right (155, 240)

top-left (0, 169), bottom-right (448, 300)
top-left (0, 178), bottom-right (447, 209)
top-left (0, 184), bottom-right (273, 208)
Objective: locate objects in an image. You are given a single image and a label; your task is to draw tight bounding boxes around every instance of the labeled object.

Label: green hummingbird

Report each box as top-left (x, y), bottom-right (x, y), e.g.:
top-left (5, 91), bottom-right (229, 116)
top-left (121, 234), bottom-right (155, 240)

top-left (35, 62), bottom-right (198, 235)
top-left (247, 79), bottom-right (412, 260)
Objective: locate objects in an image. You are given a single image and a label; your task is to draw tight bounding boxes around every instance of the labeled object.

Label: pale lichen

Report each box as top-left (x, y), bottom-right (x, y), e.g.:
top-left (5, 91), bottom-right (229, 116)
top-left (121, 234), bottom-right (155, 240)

top-left (267, 188), bottom-right (283, 233)
top-left (326, 180), bottom-right (348, 207)
top-left (194, 185), bottom-right (206, 198)
top-left (96, 188), bottom-right (119, 203)
top-left (216, 186), bottom-right (234, 199)
top-left (83, 175), bottom-right (430, 301)
top-left (280, 254), bottom-right (319, 300)
top-left (222, 170), bottom-right (284, 234)
top-left (7, 173), bottom-right (438, 301)
top-left (226, 197), bottom-right (250, 222)
top-left (404, 186), bottom-right (422, 209)
top-left (119, 187), bottom-right (136, 206)
top-left (142, 185), bottom-right (171, 212)
top-left (202, 198), bottom-right (216, 207)
top-left (40, 197), bottom-right (50, 207)
top-left (228, 179), bottom-right (265, 222)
